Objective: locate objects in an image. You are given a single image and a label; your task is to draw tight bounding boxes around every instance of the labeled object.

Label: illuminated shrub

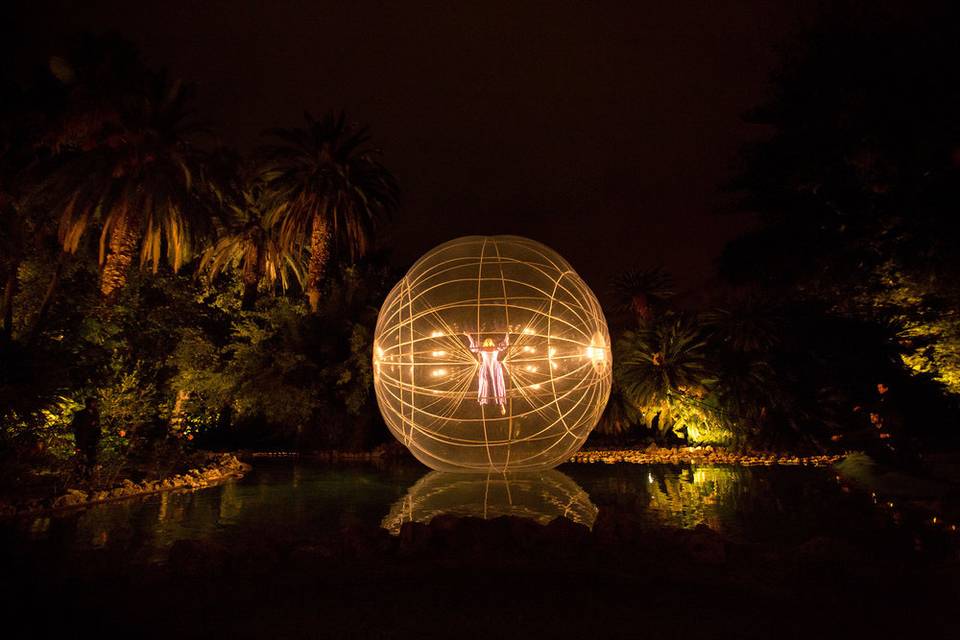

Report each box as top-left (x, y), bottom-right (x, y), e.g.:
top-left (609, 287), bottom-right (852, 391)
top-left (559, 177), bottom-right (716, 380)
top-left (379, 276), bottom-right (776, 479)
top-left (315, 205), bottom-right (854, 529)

top-left (373, 235), bottom-right (611, 472)
top-left (381, 470), bottom-right (598, 534)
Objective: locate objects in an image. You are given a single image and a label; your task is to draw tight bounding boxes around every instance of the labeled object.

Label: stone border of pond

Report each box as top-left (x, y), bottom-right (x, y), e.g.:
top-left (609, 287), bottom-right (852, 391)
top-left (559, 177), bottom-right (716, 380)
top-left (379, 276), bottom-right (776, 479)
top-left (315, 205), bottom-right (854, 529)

top-left (247, 445), bottom-right (847, 467)
top-left (569, 446), bottom-right (845, 466)
top-left (0, 453), bottom-right (250, 518)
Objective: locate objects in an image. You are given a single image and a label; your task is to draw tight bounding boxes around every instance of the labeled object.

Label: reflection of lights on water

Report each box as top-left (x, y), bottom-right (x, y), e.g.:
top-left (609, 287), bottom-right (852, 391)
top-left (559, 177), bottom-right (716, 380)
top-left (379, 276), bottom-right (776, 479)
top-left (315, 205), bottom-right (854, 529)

top-left (381, 470), bottom-right (598, 534)
top-left (646, 465), bottom-right (745, 531)
top-left (30, 517), bottom-right (51, 535)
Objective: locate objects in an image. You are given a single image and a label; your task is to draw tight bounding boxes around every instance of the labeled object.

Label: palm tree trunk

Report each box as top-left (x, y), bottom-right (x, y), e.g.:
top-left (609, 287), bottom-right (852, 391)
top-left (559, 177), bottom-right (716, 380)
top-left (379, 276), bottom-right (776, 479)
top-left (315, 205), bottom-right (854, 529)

top-left (100, 213), bottom-right (140, 300)
top-left (27, 255), bottom-right (64, 345)
top-left (1, 263), bottom-right (17, 345)
top-left (170, 388), bottom-right (190, 434)
top-left (306, 213), bottom-right (331, 313)
top-left (240, 245), bottom-right (261, 311)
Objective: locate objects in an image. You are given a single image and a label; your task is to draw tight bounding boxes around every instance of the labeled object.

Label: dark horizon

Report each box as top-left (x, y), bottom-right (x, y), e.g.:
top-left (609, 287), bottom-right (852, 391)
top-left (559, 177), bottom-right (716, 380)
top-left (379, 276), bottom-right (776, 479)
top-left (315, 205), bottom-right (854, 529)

top-left (9, 0), bottom-right (831, 294)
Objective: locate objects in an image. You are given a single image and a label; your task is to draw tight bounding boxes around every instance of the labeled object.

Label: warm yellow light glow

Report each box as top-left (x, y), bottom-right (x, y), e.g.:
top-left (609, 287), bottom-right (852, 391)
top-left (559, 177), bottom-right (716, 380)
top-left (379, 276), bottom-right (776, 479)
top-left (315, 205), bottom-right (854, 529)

top-left (585, 332), bottom-right (608, 370)
top-left (372, 235), bottom-right (612, 472)
top-left (381, 470), bottom-right (598, 534)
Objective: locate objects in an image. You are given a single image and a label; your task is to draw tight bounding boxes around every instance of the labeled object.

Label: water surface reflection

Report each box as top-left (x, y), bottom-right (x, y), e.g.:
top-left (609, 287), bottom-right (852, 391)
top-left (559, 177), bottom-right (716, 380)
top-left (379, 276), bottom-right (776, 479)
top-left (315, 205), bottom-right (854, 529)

top-left (4, 460), bottom-right (866, 560)
top-left (381, 470), bottom-right (597, 534)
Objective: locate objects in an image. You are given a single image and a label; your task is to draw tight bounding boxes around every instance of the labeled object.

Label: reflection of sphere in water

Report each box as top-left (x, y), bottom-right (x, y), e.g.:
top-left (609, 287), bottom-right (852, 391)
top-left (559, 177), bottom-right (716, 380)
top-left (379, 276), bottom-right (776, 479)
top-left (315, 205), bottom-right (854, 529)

top-left (381, 470), bottom-right (598, 534)
top-left (373, 236), bottom-right (611, 472)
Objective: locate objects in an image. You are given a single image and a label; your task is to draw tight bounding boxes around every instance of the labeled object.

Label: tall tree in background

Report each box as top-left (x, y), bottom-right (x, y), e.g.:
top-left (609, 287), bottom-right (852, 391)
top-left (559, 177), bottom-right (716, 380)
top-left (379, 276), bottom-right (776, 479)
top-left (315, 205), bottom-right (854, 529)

top-left (610, 266), bottom-right (675, 325)
top-left (33, 38), bottom-right (209, 300)
top-left (722, 3), bottom-right (960, 393)
top-left (261, 112), bottom-right (399, 312)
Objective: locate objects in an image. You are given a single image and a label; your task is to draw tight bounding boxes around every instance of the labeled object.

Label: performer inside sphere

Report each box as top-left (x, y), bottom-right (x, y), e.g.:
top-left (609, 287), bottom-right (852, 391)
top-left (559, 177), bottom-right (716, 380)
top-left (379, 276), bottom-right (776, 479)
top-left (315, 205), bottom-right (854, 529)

top-left (466, 333), bottom-right (510, 414)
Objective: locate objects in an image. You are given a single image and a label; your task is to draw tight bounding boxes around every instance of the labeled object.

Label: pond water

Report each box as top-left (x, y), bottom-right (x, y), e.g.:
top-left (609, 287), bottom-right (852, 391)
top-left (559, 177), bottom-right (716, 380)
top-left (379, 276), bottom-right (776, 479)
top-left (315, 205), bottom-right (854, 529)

top-left (5, 459), bottom-right (896, 563)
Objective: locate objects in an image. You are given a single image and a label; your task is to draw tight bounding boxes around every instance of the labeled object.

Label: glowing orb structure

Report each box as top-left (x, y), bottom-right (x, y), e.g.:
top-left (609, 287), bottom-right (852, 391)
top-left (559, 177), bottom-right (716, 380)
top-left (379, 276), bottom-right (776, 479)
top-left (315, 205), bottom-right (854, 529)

top-left (381, 470), bottom-right (598, 534)
top-left (373, 235), bottom-right (611, 472)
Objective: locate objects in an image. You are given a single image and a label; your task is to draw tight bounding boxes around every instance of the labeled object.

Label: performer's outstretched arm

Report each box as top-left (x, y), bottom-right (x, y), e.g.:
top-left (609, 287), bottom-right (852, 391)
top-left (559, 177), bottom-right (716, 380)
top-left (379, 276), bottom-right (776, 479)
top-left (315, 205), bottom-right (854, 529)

top-left (466, 333), bottom-right (480, 353)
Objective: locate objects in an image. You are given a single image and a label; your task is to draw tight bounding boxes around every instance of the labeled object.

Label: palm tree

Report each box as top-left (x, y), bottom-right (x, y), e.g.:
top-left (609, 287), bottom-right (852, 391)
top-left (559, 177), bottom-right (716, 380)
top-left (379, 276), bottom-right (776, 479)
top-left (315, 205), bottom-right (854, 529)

top-left (701, 295), bottom-right (782, 354)
top-left (201, 175), bottom-right (304, 310)
top-left (34, 65), bottom-right (209, 300)
top-left (260, 112), bottom-right (399, 312)
top-left (610, 266), bottom-right (675, 325)
top-left (615, 314), bottom-right (716, 437)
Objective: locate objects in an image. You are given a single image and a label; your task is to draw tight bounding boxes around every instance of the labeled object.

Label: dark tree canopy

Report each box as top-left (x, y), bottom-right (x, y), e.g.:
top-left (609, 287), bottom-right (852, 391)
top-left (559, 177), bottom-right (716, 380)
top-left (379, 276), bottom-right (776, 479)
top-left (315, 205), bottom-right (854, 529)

top-left (723, 3), bottom-right (960, 393)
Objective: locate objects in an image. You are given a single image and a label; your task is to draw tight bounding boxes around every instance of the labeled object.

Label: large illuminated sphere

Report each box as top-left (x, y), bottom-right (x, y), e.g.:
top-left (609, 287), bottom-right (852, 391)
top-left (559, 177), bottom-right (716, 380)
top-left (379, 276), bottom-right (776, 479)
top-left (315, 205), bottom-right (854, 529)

top-left (373, 235), bottom-right (611, 472)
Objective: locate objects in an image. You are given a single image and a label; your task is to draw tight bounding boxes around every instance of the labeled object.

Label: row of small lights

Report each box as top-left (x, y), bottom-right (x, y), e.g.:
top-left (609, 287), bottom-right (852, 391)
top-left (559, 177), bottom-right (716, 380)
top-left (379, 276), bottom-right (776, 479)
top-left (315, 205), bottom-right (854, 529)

top-left (377, 329), bottom-right (606, 381)
top-left (834, 474), bottom-right (960, 549)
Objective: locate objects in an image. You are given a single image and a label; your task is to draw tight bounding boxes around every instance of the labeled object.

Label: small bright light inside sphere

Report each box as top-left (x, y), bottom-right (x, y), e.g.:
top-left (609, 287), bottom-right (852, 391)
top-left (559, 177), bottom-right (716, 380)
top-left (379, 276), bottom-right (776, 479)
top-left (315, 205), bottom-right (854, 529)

top-left (372, 235), bottom-right (612, 472)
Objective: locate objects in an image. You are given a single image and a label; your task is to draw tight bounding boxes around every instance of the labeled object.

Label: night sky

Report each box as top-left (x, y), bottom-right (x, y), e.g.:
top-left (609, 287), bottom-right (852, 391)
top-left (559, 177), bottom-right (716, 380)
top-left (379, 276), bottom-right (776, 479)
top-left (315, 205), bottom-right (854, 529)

top-left (11, 1), bottom-right (821, 295)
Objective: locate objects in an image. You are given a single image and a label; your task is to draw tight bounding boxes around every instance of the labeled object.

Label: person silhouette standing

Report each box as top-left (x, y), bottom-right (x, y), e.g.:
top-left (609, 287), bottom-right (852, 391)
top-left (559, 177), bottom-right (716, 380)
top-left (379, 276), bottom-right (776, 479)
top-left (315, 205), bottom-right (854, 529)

top-left (71, 397), bottom-right (101, 478)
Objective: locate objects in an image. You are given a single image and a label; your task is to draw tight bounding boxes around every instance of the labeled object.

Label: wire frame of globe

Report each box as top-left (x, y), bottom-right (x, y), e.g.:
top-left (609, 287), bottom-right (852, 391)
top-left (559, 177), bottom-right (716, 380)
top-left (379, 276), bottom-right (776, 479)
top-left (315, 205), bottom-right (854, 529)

top-left (381, 470), bottom-right (599, 534)
top-left (373, 235), bottom-right (611, 472)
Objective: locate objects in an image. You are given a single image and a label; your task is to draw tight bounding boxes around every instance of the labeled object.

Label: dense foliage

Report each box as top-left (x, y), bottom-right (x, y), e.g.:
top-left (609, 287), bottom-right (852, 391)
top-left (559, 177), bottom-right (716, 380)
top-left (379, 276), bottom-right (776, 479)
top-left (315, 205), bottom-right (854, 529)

top-left (595, 6), bottom-right (960, 452)
top-left (0, 36), bottom-right (398, 483)
top-left (4, 11), bottom-right (960, 486)
top-left (722, 5), bottom-right (960, 395)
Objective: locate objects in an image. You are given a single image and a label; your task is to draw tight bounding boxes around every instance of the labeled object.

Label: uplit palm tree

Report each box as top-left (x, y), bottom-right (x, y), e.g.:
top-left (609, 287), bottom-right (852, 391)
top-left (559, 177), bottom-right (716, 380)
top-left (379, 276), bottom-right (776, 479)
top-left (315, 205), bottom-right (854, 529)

top-left (35, 67), bottom-right (208, 299)
top-left (610, 266), bottom-right (675, 325)
top-left (260, 112), bottom-right (399, 312)
top-left (201, 179), bottom-right (304, 311)
top-left (702, 297), bottom-right (786, 437)
top-left (615, 314), bottom-right (714, 436)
